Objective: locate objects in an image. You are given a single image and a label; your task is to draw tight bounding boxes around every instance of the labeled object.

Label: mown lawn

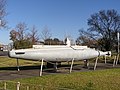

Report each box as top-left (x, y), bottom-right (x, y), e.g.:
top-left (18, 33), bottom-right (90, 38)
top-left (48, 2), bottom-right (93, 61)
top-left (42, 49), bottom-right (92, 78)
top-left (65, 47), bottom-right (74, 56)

top-left (0, 56), bottom-right (40, 68)
top-left (0, 56), bottom-right (120, 90)
top-left (0, 68), bottom-right (119, 90)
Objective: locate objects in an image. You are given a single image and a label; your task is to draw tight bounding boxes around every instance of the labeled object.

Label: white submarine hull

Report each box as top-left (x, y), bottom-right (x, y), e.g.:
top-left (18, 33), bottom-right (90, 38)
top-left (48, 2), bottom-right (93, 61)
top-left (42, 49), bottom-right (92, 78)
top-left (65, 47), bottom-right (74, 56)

top-left (8, 46), bottom-right (110, 61)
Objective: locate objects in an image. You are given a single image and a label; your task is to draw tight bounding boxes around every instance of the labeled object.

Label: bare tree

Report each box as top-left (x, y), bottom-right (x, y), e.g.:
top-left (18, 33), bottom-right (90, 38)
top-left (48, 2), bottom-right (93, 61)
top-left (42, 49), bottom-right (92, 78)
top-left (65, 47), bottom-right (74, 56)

top-left (16, 22), bottom-right (28, 40)
top-left (41, 26), bottom-right (52, 41)
top-left (76, 28), bottom-right (98, 47)
top-left (88, 9), bottom-right (120, 51)
top-left (0, 0), bottom-right (7, 29)
top-left (44, 38), bottom-right (64, 45)
top-left (10, 29), bottom-right (19, 42)
top-left (10, 22), bottom-right (28, 42)
top-left (9, 22), bottom-right (31, 49)
top-left (28, 25), bottom-right (39, 45)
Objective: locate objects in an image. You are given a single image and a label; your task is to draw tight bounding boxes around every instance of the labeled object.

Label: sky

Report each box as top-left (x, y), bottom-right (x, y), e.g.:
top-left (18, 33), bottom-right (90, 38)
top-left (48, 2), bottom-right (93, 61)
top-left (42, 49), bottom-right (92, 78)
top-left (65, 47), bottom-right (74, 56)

top-left (0, 0), bottom-right (120, 44)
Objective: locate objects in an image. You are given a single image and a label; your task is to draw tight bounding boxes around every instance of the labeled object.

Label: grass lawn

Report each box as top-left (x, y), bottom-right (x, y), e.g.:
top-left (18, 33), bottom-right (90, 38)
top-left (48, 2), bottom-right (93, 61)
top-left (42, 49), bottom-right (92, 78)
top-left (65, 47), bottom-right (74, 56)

top-left (0, 56), bottom-right (40, 68)
top-left (0, 56), bottom-right (120, 90)
top-left (0, 68), bottom-right (119, 90)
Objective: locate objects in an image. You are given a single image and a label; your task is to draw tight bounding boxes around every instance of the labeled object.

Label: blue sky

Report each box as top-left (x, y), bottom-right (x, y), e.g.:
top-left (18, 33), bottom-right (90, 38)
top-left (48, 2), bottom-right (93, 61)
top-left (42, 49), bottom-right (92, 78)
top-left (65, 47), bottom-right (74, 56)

top-left (0, 0), bottom-right (120, 44)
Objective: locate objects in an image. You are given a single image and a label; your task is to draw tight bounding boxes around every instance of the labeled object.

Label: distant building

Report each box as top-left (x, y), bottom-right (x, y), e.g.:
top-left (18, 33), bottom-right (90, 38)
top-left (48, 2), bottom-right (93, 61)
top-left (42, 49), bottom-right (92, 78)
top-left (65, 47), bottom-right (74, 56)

top-left (2, 45), bottom-right (9, 51)
top-left (0, 43), bottom-right (9, 51)
top-left (35, 41), bottom-right (44, 45)
top-left (0, 44), bottom-right (3, 51)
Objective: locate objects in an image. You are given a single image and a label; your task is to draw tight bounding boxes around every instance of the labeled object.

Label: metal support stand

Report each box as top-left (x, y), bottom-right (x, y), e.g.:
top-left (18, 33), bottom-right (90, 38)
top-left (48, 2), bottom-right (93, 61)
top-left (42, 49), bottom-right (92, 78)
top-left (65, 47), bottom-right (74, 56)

top-left (94, 57), bottom-right (98, 70)
top-left (70, 58), bottom-right (74, 73)
top-left (116, 54), bottom-right (119, 65)
top-left (16, 58), bottom-right (20, 71)
top-left (113, 56), bottom-right (116, 67)
top-left (87, 60), bottom-right (89, 68)
top-left (104, 55), bottom-right (107, 64)
top-left (39, 59), bottom-right (44, 76)
top-left (87, 60), bottom-right (90, 69)
top-left (54, 62), bottom-right (57, 72)
top-left (84, 60), bottom-right (89, 68)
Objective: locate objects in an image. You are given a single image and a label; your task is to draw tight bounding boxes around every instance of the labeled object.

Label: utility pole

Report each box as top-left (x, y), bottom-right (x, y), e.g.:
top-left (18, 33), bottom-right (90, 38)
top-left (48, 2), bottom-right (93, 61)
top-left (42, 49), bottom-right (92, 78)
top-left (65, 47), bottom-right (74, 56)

top-left (117, 32), bottom-right (119, 54)
top-left (116, 32), bottom-right (119, 65)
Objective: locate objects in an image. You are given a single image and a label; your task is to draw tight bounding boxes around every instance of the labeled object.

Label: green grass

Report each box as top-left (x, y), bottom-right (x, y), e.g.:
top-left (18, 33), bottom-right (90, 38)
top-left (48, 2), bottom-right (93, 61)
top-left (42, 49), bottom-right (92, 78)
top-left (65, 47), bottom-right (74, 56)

top-left (0, 56), bottom-right (40, 67)
top-left (17, 69), bottom-right (120, 90)
top-left (0, 56), bottom-right (120, 90)
top-left (0, 69), bottom-right (119, 90)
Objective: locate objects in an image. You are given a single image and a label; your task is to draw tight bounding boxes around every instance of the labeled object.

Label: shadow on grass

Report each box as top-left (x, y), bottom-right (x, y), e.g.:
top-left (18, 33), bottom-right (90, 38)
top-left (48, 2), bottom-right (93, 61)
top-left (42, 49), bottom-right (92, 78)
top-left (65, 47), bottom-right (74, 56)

top-left (0, 65), bottom-right (41, 71)
top-left (1, 63), bottom-right (118, 73)
top-left (0, 64), bottom-right (85, 73)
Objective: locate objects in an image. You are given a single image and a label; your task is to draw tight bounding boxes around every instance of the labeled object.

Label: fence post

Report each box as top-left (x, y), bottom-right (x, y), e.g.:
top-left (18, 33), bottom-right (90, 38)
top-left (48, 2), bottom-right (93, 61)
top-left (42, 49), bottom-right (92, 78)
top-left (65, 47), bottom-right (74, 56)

top-left (17, 82), bottom-right (20, 90)
top-left (26, 86), bottom-right (29, 90)
top-left (4, 82), bottom-right (6, 90)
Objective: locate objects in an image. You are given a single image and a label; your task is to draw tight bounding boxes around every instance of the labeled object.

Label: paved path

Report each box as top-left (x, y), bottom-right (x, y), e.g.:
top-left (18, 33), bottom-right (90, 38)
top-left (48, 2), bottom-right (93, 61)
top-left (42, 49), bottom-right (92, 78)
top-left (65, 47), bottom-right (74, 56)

top-left (0, 63), bottom-right (120, 80)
